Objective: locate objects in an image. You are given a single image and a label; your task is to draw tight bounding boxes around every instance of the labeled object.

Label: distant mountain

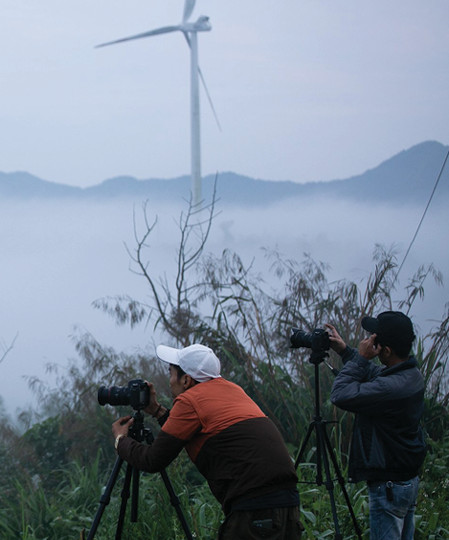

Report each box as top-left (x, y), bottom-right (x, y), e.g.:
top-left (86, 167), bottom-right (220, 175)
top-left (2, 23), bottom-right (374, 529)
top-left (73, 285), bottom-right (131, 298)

top-left (0, 171), bottom-right (82, 198)
top-left (1, 141), bottom-right (448, 205)
top-left (315, 140), bottom-right (449, 203)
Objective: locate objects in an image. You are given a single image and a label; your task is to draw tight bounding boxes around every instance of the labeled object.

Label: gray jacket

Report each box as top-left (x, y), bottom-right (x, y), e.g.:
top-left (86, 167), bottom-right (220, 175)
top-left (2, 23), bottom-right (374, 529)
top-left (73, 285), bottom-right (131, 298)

top-left (331, 347), bottom-right (426, 482)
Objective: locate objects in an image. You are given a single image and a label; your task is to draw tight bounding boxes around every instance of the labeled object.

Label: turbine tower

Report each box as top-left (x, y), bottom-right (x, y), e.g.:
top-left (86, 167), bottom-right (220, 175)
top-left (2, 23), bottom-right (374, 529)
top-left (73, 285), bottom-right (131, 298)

top-left (97, 0), bottom-right (216, 207)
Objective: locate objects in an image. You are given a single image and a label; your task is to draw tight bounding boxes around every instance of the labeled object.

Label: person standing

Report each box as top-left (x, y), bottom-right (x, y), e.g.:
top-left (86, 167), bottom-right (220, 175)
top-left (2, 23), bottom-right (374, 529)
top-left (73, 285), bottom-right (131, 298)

top-left (327, 311), bottom-right (426, 539)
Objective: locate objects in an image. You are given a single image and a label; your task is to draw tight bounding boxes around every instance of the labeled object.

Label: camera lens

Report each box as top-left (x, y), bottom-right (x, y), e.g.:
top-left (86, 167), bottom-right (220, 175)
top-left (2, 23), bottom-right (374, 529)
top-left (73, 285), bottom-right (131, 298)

top-left (290, 328), bottom-right (330, 353)
top-left (97, 386), bottom-right (130, 407)
top-left (290, 329), bottom-right (313, 349)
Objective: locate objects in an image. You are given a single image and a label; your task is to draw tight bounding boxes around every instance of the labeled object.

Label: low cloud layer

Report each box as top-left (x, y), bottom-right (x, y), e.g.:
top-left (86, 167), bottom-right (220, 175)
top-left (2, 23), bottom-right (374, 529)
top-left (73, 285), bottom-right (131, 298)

top-left (1, 196), bottom-right (447, 416)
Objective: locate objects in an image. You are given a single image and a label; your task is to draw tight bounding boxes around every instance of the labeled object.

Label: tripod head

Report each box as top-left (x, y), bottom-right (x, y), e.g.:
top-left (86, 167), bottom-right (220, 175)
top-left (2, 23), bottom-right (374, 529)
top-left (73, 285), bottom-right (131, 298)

top-left (128, 410), bottom-right (154, 445)
top-left (308, 349), bottom-right (329, 366)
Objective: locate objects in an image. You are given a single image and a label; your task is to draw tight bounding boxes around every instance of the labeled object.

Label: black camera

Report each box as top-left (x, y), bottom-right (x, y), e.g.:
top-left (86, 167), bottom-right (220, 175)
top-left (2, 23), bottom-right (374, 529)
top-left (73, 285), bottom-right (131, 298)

top-left (98, 379), bottom-right (150, 410)
top-left (290, 328), bottom-right (330, 354)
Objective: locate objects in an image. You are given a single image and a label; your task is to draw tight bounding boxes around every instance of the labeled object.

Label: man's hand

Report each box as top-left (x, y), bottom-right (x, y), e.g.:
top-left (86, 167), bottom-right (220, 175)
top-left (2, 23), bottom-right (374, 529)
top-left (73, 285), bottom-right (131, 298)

top-left (143, 381), bottom-right (162, 416)
top-left (325, 323), bottom-right (347, 354)
top-left (358, 334), bottom-right (382, 359)
top-left (112, 415), bottom-right (134, 439)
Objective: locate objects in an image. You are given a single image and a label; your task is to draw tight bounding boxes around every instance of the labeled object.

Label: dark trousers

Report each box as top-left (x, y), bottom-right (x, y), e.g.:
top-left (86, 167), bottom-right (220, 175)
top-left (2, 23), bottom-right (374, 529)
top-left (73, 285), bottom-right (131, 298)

top-left (218, 506), bottom-right (304, 540)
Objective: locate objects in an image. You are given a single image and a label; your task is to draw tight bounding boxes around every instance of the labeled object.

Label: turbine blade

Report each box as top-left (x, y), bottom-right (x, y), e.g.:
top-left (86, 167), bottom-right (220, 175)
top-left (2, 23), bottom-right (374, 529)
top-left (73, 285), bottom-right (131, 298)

top-left (182, 0), bottom-right (196, 23)
top-left (96, 25), bottom-right (180, 48)
top-left (198, 64), bottom-right (222, 132)
top-left (183, 32), bottom-right (222, 132)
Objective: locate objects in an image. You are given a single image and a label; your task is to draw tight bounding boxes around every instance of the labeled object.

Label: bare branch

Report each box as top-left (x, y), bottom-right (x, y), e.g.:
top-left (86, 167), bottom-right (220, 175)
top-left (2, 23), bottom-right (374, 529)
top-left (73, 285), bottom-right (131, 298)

top-left (1, 333), bottom-right (18, 364)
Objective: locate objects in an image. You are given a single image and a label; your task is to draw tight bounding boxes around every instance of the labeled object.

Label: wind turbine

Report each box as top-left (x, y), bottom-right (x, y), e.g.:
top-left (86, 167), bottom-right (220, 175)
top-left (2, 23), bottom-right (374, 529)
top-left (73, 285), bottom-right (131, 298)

top-left (97, 0), bottom-right (218, 208)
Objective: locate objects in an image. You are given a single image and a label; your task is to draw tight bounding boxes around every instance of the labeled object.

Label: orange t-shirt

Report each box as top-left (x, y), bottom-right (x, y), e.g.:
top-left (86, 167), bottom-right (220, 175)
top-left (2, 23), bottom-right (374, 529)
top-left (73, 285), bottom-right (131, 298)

top-left (162, 377), bottom-right (266, 460)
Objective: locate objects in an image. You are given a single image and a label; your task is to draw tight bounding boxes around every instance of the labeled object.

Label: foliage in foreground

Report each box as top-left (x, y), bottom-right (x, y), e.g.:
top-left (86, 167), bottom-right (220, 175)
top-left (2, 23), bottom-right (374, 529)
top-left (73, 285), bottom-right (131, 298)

top-left (0, 198), bottom-right (448, 538)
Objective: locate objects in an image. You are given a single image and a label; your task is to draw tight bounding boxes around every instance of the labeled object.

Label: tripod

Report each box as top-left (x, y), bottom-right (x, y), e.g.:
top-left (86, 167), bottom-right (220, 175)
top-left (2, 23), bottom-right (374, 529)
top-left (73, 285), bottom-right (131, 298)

top-left (295, 351), bottom-right (362, 540)
top-left (86, 410), bottom-right (193, 540)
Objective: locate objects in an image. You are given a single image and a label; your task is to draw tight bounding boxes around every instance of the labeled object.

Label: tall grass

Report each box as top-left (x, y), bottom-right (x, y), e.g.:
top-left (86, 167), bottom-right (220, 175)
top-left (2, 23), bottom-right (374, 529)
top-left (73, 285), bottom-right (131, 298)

top-left (1, 417), bottom-right (447, 539)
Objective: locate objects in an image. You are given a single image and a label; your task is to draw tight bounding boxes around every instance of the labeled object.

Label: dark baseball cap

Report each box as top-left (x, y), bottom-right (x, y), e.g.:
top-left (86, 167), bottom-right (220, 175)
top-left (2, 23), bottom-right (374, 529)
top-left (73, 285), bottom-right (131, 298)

top-left (361, 311), bottom-right (415, 352)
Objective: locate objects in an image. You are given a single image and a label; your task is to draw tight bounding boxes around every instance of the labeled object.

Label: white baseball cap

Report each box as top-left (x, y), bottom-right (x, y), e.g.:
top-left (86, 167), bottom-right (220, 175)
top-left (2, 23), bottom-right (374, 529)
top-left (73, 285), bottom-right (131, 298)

top-left (156, 343), bottom-right (221, 382)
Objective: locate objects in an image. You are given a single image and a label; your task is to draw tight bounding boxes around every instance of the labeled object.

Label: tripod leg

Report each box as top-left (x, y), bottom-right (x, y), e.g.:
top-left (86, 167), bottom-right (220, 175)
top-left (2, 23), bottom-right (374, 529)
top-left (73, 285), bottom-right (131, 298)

top-left (316, 423), bottom-right (342, 540)
top-left (322, 429), bottom-right (363, 539)
top-left (131, 467), bottom-right (140, 522)
top-left (115, 463), bottom-right (133, 540)
top-left (87, 456), bottom-right (124, 540)
top-left (295, 421), bottom-right (316, 469)
top-left (159, 470), bottom-right (194, 540)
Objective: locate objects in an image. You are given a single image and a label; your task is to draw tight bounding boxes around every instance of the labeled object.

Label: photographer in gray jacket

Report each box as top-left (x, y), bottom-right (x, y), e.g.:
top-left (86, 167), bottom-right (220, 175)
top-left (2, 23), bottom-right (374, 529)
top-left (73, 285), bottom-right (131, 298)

top-left (326, 311), bottom-right (426, 540)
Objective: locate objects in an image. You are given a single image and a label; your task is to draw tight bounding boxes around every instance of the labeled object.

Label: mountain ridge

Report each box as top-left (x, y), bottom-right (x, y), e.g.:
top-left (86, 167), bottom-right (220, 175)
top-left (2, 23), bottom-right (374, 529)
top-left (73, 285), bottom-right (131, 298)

top-left (1, 141), bottom-right (448, 205)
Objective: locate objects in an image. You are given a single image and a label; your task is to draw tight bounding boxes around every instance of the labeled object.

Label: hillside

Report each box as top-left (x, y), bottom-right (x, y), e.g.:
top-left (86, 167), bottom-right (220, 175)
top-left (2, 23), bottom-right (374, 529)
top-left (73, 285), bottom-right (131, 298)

top-left (1, 141), bottom-right (448, 205)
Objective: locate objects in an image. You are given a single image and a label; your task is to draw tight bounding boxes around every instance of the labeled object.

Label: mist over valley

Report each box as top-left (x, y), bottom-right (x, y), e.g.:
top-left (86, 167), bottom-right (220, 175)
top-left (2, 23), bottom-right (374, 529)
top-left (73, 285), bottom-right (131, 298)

top-left (1, 141), bottom-right (448, 418)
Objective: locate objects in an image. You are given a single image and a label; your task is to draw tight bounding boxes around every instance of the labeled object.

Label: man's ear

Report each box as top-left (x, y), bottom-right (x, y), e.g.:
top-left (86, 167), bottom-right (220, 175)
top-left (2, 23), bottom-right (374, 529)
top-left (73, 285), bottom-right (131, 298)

top-left (382, 345), bottom-right (392, 358)
top-left (183, 374), bottom-right (196, 389)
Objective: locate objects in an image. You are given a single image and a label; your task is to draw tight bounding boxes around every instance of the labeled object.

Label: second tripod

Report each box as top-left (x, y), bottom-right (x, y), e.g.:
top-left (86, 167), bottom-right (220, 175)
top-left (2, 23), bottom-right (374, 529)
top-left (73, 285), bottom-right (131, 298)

top-left (295, 351), bottom-right (362, 540)
top-left (86, 410), bottom-right (193, 540)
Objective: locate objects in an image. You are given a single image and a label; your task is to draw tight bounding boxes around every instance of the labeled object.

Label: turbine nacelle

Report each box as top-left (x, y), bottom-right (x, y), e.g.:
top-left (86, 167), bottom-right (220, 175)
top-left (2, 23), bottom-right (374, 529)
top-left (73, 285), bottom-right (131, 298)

top-left (182, 16), bottom-right (211, 33)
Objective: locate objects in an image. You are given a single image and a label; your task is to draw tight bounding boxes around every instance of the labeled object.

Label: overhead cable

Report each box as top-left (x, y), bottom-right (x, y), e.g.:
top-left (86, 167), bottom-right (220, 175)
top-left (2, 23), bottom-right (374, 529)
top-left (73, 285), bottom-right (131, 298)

top-left (394, 148), bottom-right (449, 284)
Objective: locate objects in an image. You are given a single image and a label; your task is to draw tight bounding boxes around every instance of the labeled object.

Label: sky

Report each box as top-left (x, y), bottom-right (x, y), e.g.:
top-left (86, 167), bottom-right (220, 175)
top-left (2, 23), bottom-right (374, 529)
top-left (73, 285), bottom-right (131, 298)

top-left (1, 0), bottom-right (448, 188)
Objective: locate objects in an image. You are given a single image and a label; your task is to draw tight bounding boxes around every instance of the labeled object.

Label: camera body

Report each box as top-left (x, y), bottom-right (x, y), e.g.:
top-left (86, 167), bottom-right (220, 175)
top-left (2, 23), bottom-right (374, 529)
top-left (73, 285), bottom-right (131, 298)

top-left (98, 378), bottom-right (150, 410)
top-left (290, 327), bottom-right (330, 355)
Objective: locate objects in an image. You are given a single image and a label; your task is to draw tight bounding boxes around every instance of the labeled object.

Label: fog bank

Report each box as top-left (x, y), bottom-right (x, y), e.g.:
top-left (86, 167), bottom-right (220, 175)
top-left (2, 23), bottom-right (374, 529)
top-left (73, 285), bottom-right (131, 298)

top-left (0, 196), bottom-right (447, 417)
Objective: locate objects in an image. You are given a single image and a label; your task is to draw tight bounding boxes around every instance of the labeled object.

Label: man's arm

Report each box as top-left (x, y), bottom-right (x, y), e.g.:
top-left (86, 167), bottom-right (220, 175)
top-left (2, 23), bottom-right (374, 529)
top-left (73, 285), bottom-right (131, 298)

top-left (116, 430), bottom-right (186, 473)
top-left (330, 335), bottom-right (393, 414)
top-left (325, 323), bottom-right (361, 365)
top-left (112, 393), bottom-right (202, 472)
